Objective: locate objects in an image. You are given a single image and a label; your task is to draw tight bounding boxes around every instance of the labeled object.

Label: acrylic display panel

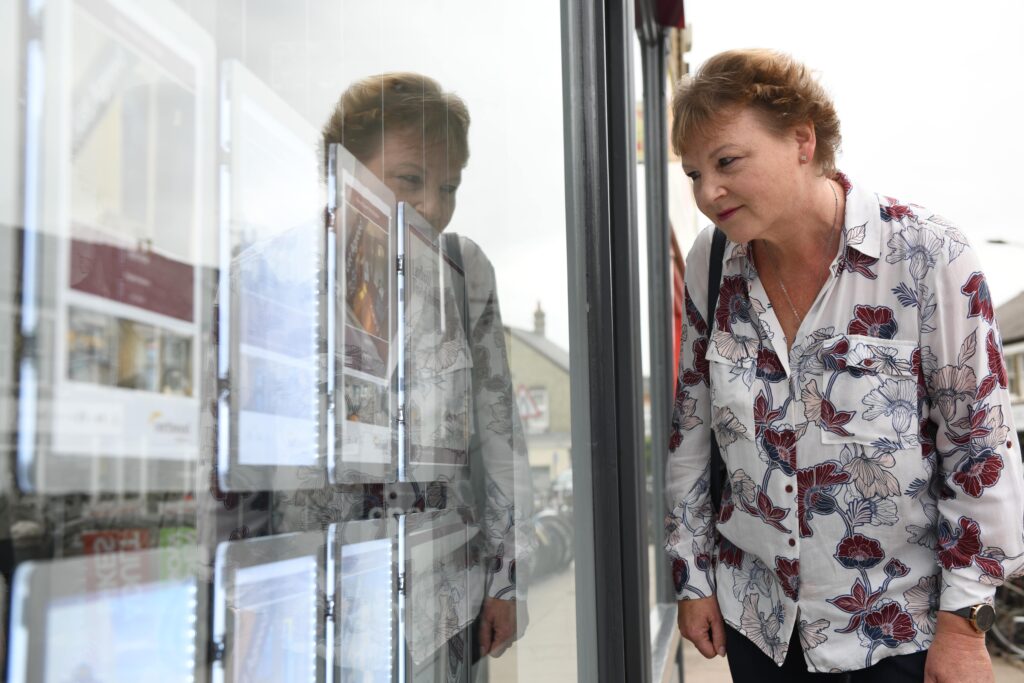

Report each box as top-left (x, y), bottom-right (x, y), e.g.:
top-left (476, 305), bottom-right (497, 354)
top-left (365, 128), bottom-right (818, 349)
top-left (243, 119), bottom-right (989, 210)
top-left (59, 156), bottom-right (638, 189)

top-left (218, 60), bottom-right (326, 492)
top-left (15, 0), bottom-right (214, 493)
top-left (328, 144), bottom-right (398, 484)
top-left (212, 531), bottom-right (326, 683)
top-left (327, 519), bottom-right (397, 683)
top-left (0, 0), bottom-right (16, 231)
top-left (402, 510), bottom-right (476, 681)
top-left (398, 204), bottom-right (472, 484)
top-left (0, 0), bottom-right (16, 497)
top-left (7, 546), bottom-right (203, 683)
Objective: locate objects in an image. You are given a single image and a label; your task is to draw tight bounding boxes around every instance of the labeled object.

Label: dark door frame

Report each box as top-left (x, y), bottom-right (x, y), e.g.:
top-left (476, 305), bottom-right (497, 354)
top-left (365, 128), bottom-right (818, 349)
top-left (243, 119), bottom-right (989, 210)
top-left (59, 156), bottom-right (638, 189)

top-left (562, 1), bottom-right (652, 681)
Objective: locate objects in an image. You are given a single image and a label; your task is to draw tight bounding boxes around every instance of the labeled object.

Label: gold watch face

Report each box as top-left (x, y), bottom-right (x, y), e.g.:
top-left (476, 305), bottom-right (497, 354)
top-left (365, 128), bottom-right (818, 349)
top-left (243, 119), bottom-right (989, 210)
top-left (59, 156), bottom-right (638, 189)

top-left (973, 604), bottom-right (996, 632)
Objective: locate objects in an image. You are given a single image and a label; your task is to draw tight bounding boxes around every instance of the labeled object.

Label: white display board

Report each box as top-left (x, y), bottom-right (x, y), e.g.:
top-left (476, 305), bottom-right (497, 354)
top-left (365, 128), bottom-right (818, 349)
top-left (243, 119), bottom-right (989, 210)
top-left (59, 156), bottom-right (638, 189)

top-left (212, 531), bottom-right (326, 683)
top-left (399, 203), bottom-right (472, 483)
top-left (328, 144), bottom-right (398, 484)
top-left (16, 0), bottom-right (215, 493)
top-left (218, 59), bottom-right (325, 491)
top-left (402, 509), bottom-right (474, 680)
top-left (327, 519), bottom-right (396, 683)
top-left (7, 546), bottom-right (203, 682)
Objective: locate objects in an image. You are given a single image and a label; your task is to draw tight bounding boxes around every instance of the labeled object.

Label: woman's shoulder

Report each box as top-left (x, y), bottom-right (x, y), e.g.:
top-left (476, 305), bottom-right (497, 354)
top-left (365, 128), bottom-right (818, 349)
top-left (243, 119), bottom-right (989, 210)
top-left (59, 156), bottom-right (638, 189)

top-left (446, 232), bottom-right (497, 291)
top-left (684, 224), bottom-right (718, 274)
top-left (872, 192), bottom-right (978, 286)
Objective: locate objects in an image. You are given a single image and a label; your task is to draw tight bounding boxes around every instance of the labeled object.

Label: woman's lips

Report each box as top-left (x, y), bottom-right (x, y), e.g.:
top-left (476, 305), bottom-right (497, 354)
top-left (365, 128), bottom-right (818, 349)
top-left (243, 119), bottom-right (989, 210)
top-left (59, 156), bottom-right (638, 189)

top-left (717, 207), bottom-right (740, 221)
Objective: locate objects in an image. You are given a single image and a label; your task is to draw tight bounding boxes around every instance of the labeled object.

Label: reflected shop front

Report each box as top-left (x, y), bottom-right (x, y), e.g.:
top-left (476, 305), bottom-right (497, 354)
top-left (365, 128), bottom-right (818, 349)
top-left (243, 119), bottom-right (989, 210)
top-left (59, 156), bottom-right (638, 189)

top-left (0, 1), bottom-right (667, 682)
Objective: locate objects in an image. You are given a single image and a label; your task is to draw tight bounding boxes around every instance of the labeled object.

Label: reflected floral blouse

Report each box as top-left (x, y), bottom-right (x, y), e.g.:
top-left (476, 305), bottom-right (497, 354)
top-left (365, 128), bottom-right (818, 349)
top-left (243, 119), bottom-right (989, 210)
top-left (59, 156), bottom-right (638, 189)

top-left (664, 174), bottom-right (1024, 672)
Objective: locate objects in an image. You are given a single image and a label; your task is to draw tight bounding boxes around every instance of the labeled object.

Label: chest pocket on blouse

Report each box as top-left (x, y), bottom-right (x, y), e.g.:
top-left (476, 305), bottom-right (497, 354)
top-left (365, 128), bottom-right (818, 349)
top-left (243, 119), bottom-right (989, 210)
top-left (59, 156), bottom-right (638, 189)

top-left (705, 345), bottom-right (757, 445)
top-left (818, 335), bottom-right (919, 450)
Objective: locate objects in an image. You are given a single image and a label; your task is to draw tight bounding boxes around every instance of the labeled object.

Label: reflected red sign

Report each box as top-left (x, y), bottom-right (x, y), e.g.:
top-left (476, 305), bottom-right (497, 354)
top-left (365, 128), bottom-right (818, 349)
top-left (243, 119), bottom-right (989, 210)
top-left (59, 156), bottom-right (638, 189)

top-left (69, 235), bottom-right (195, 322)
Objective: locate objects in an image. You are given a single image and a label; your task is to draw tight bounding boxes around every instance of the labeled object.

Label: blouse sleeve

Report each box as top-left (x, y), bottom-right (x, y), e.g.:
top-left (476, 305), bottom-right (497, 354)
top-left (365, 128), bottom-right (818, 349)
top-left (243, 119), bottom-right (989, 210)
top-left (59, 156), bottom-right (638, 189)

top-left (462, 238), bottom-right (535, 601)
top-left (918, 217), bottom-right (1024, 612)
top-left (664, 227), bottom-right (718, 600)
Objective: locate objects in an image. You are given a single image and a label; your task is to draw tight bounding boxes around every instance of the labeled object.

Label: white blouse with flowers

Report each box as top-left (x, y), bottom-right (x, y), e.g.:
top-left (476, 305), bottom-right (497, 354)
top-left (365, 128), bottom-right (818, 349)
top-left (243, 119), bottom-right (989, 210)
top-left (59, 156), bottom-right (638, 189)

top-left (665, 173), bottom-right (1024, 672)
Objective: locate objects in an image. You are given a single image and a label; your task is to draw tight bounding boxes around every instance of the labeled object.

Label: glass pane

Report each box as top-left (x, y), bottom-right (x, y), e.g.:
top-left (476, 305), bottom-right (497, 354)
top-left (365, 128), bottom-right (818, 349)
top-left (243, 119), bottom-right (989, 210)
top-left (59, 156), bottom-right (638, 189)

top-left (6, 1), bottom-right (585, 681)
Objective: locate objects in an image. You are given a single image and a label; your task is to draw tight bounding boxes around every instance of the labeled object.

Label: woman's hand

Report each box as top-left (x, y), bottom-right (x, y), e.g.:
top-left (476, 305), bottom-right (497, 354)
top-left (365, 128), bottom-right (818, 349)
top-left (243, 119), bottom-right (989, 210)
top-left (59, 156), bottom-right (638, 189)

top-left (677, 596), bottom-right (727, 659)
top-left (478, 597), bottom-right (519, 658)
top-left (923, 612), bottom-right (993, 683)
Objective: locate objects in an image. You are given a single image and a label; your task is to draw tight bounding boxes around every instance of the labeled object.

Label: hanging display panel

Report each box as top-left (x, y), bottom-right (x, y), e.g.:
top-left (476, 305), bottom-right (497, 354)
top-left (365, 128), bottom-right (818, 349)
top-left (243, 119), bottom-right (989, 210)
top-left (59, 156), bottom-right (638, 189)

top-left (7, 546), bottom-right (204, 682)
top-left (16, 0), bottom-right (214, 493)
top-left (218, 60), bottom-right (326, 492)
top-left (398, 203), bottom-right (472, 483)
top-left (326, 518), bottom-right (397, 683)
top-left (328, 144), bottom-right (397, 485)
top-left (212, 531), bottom-right (326, 683)
top-left (402, 509), bottom-right (475, 682)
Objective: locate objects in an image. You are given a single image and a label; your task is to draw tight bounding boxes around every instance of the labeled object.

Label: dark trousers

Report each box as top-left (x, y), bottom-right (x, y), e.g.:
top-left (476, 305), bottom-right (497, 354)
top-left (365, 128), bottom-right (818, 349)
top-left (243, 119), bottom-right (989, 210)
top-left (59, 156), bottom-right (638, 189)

top-left (725, 623), bottom-right (928, 682)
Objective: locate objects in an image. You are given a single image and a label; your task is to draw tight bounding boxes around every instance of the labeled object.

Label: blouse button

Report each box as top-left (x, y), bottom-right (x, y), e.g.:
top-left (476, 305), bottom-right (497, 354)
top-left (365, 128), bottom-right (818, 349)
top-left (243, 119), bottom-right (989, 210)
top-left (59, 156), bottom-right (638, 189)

top-left (1008, 440), bottom-right (1014, 449)
top-left (785, 484), bottom-right (794, 493)
top-left (788, 538), bottom-right (796, 547)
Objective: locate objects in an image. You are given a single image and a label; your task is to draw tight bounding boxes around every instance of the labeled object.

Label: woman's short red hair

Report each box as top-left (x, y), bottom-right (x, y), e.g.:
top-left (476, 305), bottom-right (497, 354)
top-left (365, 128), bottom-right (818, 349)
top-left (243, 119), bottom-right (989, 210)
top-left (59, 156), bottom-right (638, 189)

top-left (671, 49), bottom-right (842, 175)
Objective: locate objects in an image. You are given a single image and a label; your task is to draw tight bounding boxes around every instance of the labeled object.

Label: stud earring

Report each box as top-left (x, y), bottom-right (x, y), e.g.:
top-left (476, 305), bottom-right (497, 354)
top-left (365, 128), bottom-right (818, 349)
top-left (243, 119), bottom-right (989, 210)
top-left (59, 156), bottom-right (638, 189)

top-left (800, 154), bottom-right (808, 162)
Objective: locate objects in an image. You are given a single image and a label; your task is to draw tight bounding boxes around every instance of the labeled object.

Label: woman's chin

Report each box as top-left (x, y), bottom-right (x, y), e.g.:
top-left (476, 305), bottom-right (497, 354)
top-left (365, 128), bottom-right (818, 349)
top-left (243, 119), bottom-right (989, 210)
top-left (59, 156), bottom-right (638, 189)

top-left (714, 224), bottom-right (754, 245)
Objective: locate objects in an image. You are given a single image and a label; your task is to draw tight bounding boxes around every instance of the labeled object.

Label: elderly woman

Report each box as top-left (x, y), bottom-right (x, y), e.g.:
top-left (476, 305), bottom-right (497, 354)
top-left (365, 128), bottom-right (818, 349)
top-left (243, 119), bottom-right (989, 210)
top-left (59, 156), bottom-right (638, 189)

top-left (665, 49), bottom-right (1023, 682)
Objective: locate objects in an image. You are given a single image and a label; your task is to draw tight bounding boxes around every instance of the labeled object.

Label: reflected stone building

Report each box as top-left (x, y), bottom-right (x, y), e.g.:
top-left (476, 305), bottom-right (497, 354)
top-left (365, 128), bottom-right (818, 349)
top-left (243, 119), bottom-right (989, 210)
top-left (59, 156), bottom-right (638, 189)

top-left (505, 304), bottom-right (572, 503)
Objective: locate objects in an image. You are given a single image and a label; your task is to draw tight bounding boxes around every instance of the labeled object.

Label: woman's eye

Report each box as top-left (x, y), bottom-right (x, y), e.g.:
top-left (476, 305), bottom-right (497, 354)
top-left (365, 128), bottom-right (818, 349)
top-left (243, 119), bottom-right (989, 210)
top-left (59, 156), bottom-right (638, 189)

top-left (685, 171), bottom-right (700, 181)
top-left (718, 156), bottom-right (736, 169)
top-left (442, 184), bottom-right (459, 195)
top-left (397, 174), bottom-right (422, 187)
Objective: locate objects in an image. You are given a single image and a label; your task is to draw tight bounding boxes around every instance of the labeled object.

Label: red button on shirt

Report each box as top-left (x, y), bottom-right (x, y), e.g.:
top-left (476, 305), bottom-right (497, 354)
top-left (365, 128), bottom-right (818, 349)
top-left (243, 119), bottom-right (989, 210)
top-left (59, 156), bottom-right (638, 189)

top-left (788, 538), bottom-right (796, 547)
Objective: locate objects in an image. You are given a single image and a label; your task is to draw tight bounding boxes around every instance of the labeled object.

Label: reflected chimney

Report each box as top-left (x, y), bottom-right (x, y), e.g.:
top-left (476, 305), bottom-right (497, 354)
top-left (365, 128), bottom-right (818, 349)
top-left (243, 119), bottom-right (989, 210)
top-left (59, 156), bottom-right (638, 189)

top-left (534, 301), bottom-right (546, 337)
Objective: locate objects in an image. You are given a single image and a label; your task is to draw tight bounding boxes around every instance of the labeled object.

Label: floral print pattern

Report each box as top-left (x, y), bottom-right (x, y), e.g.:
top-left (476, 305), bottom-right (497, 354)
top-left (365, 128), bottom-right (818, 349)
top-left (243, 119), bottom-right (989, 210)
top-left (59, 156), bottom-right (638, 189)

top-left (665, 175), bottom-right (1024, 672)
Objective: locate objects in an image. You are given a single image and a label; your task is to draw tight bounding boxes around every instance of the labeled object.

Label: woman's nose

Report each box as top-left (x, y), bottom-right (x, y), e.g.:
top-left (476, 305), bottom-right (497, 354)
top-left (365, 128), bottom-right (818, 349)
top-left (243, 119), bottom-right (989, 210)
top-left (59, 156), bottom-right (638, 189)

top-left (698, 180), bottom-right (725, 209)
top-left (416, 192), bottom-right (450, 231)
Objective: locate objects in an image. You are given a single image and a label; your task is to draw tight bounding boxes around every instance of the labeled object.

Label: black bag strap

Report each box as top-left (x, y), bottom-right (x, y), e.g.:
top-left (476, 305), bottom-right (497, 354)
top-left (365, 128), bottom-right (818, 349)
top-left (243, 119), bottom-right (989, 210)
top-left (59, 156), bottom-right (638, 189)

top-left (707, 228), bottom-right (727, 515)
top-left (441, 233), bottom-right (486, 509)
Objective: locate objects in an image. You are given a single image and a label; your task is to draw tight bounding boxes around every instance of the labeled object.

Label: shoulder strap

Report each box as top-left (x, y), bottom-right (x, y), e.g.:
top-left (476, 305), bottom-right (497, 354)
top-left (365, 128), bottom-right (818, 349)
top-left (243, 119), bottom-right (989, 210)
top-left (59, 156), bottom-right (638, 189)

top-left (442, 233), bottom-right (468, 337)
top-left (441, 232), bottom-right (485, 507)
top-left (707, 229), bottom-right (727, 516)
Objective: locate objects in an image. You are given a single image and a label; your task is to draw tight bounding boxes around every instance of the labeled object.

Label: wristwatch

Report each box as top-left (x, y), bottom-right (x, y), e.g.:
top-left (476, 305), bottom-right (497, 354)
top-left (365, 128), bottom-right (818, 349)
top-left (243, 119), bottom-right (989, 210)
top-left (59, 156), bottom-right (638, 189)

top-left (947, 604), bottom-right (996, 633)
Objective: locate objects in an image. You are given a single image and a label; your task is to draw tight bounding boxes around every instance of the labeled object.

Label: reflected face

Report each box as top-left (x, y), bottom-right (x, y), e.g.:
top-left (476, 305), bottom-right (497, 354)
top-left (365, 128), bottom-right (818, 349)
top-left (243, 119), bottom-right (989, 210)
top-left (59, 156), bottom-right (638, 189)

top-left (362, 129), bottom-right (463, 231)
top-left (680, 107), bottom-right (806, 244)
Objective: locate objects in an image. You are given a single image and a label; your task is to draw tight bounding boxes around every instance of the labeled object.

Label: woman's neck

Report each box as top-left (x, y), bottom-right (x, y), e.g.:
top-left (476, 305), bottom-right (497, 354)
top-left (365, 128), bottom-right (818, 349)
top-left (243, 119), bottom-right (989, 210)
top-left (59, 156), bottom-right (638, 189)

top-left (756, 177), bottom-right (843, 272)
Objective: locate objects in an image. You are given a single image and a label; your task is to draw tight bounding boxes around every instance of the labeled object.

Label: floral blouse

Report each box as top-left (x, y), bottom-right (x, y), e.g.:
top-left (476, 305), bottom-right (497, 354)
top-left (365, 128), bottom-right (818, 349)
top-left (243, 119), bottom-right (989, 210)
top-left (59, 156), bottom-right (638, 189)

top-left (665, 174), bottom-right (1024, 672)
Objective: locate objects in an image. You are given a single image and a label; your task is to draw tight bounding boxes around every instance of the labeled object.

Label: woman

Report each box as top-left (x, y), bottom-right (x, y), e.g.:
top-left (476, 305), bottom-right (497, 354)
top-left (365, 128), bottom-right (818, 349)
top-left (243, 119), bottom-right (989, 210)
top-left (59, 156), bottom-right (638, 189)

top-left (665, 49), bottom-right (1023, 682)
top-left (319, 73), bottom-right (530, 668)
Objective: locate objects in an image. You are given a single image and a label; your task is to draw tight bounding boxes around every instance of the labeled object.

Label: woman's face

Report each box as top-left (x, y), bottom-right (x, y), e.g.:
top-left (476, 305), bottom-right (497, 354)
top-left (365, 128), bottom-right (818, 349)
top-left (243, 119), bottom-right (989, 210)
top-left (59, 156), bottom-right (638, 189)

top-left (362, 128), bottom-right (463, 231)
top-left (680, 106), bottom-right (812, 244)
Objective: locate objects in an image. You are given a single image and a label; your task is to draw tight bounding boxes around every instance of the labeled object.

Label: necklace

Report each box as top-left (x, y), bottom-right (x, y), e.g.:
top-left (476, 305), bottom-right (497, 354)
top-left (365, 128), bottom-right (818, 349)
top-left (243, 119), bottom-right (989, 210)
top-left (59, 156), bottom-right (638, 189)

top-left (762, 179), bottom-right (840, 326)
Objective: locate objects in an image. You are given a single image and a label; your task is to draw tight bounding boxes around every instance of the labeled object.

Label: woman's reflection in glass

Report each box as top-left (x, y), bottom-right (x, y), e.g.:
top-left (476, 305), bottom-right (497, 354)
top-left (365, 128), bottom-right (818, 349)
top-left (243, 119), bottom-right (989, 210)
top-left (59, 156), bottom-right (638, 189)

top-left (320, 73), bottom-right (533, 678)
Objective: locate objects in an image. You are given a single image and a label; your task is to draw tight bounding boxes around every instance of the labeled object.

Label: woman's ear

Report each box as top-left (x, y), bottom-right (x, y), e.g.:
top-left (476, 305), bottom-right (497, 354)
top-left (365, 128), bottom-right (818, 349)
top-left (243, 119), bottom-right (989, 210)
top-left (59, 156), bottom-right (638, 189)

top-left (793, 119), bottom-right (816, 165)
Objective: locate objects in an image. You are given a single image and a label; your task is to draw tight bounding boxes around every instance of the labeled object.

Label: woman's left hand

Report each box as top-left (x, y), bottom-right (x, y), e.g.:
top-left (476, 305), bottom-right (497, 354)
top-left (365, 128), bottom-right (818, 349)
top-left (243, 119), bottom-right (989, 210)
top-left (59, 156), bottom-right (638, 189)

top-left (924, 613), bottom-right (993, 683)
top-left (478, 597), bottom-right (520, 658)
